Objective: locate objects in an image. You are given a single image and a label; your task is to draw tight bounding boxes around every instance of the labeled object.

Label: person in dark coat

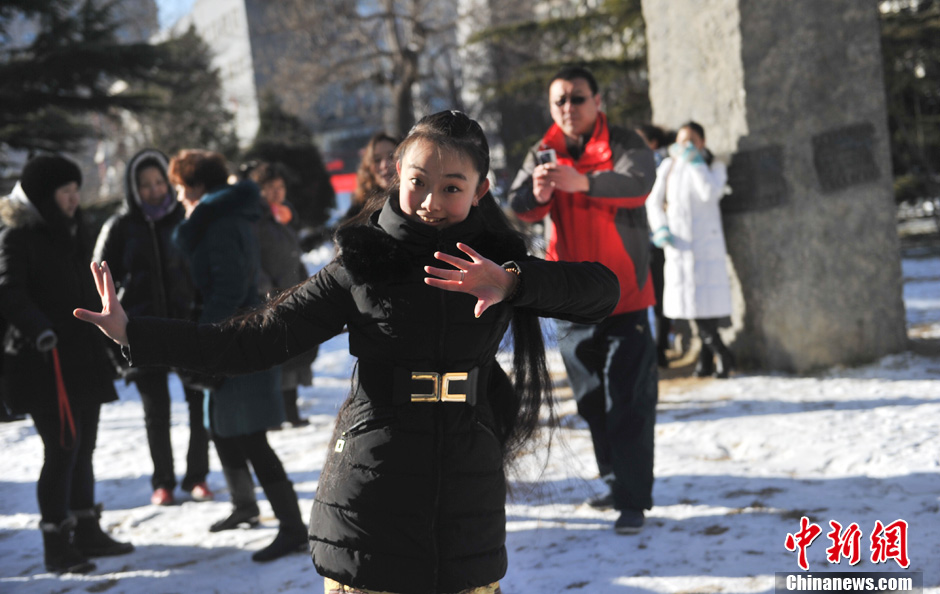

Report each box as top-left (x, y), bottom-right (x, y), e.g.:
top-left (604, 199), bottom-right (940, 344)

top-left (93, 148), bottom-right (213, 506)
top-left (163, 149), bottom-right (305, 563)
top-left (76, 111), bottom-right (621, 594)
top-left (249, 161), bottom-right (316, 428)
top-left (0, 155), bottom-right (134, 574)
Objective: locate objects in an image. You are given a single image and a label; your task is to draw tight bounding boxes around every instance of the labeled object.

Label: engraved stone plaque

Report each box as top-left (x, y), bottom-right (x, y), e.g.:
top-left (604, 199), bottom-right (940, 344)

top-left (723, 145), bottom-right (787, 214)
top-left (812, 123), bottom-right (880, 193)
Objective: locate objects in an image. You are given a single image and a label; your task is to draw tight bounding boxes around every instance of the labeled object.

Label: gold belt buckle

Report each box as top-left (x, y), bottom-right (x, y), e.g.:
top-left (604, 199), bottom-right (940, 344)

top-left (410, 372), bottom-right (439, 402)
top-left (441, 372), bottom-right (468, 402)
top-left (410, 371), bottom-right (468, 403)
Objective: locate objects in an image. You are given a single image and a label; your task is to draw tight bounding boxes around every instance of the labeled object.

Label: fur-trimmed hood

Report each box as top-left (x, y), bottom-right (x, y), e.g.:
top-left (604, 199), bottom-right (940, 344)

top-left (334, 198), bottom-right (528, 286)
top-left (0, 182), bottom-right (45, 229)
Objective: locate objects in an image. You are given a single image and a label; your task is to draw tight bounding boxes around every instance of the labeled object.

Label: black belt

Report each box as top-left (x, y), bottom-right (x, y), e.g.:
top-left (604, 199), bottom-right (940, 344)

top-left (358, 360), bottom-right (488, 406)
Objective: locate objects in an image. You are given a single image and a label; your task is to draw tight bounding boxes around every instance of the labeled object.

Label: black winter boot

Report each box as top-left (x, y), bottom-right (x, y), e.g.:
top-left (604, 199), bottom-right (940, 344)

top-left (699, 320), bottom-right (735, 379)
top-left (693, 343), bottom-right (715, 378)
top-left (40, 517), bottom-right (96, 574)
top-left (210, 467), bottom-right (260, 532)
top-left (251, 480), bottom-right (308, 562)
top-left (710, 340), bottom-right (736, 379)
top-left (282, 388), bottom-right (309, 428)
top-left (72, 504), bottom-right (134, 557)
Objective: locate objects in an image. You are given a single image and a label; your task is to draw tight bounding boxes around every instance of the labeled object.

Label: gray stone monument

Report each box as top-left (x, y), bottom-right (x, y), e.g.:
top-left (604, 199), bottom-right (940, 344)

top-left (642, 0), bottom-right (907, 372)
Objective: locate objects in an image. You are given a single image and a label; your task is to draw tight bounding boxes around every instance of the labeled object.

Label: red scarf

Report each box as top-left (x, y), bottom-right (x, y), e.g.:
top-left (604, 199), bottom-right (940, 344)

top-left (540, 112), bottom-right (614, 176)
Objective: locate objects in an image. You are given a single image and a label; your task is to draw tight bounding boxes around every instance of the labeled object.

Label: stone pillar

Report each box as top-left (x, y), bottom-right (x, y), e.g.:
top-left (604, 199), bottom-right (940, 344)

top-left (642, 0), bottom-right (907, 372)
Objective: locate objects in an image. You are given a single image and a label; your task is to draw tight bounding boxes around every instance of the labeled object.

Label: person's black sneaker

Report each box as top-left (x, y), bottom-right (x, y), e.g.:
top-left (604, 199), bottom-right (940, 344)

top-left (585, 491), bottom-right (615, 510)
top-left (614, 509), bottom-right (645, 535)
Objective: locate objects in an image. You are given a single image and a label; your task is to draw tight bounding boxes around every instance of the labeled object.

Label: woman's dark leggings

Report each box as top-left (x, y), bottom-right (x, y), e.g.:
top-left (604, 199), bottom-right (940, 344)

top-left (213, 431), bottom-right (289, 488)
top-left (31, 404), bottom-right (100, 524)
top-left (696, 318), bottom-right (725, 351)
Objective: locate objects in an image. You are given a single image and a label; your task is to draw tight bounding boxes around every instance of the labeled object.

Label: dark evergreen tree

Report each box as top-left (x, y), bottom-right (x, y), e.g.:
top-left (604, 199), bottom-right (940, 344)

top-left (243, 92), bottom-right (336, 238)
top-left (0, 0), bottom-right (164, 161)
top-left (253, 90), bottom-right (316, 147)
top-left (468, 0), bottom-right (649, 173)
top-left (140, 25), bottom-right (239, 160)
top-left (880, 0), bottom-right (940, 202)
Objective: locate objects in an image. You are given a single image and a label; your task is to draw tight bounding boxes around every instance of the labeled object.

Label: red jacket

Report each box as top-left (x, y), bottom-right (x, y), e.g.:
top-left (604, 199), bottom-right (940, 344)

top-left (509, 113), bottom-right (657, 315)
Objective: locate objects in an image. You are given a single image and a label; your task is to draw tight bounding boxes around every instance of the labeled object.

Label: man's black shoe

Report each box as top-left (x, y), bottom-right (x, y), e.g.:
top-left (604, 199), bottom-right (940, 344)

top-left (614, 509), bottom-right (645, 534)
top-left (585, 491), bottom-right (614, 510)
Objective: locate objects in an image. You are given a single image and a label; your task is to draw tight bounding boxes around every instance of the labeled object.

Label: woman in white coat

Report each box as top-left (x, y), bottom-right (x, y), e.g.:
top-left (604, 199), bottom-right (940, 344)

top-left (645, 122), bottom-right (734, 378)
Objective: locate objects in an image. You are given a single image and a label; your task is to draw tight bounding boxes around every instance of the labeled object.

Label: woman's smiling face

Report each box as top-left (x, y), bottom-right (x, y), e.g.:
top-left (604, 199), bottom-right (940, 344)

top-left (397, 140), bottom-right (489, 229)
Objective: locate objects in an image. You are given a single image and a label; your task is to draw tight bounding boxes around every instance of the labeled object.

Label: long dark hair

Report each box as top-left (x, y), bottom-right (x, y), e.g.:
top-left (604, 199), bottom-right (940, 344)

top-left (266, 111), bottom-right (553, 466)
top-left (347, 111), bottom-right (554, 463)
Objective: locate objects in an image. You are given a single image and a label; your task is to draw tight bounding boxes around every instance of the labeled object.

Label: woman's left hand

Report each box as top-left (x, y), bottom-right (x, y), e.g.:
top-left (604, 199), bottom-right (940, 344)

top-left (73, 261), bottom-right (130, 345)
top-left (425, 243), bottom-right (518, 318)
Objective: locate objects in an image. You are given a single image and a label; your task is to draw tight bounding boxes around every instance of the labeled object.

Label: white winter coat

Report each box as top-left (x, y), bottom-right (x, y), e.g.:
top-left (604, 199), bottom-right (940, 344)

top-left (646, 156), bottom-right (732, 320)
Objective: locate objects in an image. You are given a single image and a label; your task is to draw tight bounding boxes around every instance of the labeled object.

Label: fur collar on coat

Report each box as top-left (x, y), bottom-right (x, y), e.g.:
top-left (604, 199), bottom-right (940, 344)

top-left (334, 198), bottom-right (527, 286)
top-left (0, 182), bottom-right (45, 229)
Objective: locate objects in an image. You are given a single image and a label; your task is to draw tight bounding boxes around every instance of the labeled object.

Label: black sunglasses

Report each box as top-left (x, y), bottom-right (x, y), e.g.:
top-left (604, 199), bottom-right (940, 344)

top-left (553, 95), bottom-right (589, 107)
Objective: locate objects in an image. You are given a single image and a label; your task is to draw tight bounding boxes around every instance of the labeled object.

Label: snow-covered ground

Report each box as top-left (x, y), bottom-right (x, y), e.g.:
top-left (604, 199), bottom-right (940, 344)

top-left (1, 242), bottom-right (938, 594)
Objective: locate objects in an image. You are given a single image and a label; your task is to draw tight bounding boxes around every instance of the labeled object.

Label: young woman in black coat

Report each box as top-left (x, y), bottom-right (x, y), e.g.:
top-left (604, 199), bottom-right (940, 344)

top-left (76, 111), bottom-right (620, 594)
top-left (0, 155), bottom-right (133, 574)
top-left (93, 148), bottom-right (212, 506)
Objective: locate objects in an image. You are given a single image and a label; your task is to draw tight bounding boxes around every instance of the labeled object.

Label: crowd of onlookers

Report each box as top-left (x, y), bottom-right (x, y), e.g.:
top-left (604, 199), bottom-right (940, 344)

top-left (1, 64), bottom-right (737, 594)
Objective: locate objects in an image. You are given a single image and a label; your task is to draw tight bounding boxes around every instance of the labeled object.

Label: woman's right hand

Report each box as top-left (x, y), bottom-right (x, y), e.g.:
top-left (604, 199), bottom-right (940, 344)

top-left (73, 261), bottom-right (130, 346)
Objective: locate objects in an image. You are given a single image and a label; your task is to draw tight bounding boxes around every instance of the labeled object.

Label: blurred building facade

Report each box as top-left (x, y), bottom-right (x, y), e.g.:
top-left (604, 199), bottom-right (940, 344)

top-left (162, 0), bottom-right (463, 175)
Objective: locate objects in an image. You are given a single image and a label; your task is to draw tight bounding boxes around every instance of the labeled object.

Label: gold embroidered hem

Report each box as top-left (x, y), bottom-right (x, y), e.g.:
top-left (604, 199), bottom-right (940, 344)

top-left (324, 578), bottom-right (502, 594)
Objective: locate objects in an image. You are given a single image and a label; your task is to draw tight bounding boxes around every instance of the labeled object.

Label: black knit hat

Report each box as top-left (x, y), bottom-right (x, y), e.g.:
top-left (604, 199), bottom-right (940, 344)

top-left (20, 154), bottom-right (83, 206)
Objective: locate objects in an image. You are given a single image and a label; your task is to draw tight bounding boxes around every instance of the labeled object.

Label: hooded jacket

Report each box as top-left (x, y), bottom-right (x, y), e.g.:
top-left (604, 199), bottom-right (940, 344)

top-left (172, 180), bottom-right (283, 437)
top-left (121, 198), bottom-right (620, 593)
top-left (93, 149), bottom-right (196, 377)
top-left (0, 183), bottom-right (117, 414)
top-left (509, 112), bottom-right (657, 315)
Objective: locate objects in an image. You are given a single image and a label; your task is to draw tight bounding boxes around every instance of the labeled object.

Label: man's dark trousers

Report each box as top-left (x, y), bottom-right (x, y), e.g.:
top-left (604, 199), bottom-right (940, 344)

top-left (557, 309), bottom-right (658, 511)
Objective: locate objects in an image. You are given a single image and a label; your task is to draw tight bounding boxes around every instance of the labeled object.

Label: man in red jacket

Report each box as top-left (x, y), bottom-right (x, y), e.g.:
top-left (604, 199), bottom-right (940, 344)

top-left (509, 65), bottom-right (658, 534)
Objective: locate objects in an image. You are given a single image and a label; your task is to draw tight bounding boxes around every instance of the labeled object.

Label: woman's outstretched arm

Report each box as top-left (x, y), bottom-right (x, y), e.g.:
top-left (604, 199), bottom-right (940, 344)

top-left (73, 261), bottom-right (129, 345)
top-left (424, 241), bottom-right (620, 323)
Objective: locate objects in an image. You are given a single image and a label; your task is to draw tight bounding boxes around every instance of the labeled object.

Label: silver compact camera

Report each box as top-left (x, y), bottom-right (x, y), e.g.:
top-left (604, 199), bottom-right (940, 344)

top-left (536, 149), bottom-right (557, 165)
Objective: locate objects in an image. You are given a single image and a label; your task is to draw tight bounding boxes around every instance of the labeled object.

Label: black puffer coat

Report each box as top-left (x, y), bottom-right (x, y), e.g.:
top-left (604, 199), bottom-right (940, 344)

top-left (123, 199), bottom-right (619, 593)
top-left (0, 185), bottom-right (117, 415)
top-left (93, 149), bottom-right (195, 377)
